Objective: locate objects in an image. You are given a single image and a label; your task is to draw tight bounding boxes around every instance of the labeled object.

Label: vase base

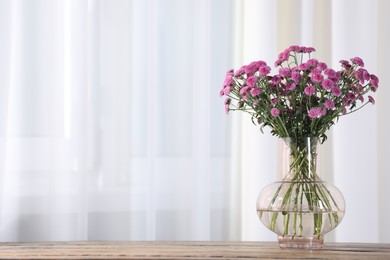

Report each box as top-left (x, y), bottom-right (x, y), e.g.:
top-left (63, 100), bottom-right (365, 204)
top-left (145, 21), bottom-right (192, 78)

top-left (278, 235), bottom-right (324, 249)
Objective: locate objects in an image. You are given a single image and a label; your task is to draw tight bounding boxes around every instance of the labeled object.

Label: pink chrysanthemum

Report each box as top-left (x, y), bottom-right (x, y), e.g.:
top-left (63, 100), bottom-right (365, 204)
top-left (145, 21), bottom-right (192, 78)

top-left (324, 99), bottom-right (335, 109)
top-left (286, 82), bottom-right (296, 91)
top-left (270, 107), bottom-right (280, 117)
top-left (224, 104), bottom-right (229, 114)
top-left (368, 95), bottom-right (375, 104)
top-left (223, 86), bottom-right (232, 96)
top-left (307, 59), bottom-right (319, 68)
top-left (332, 87), bottom-right (341, 97)
top-left (239, 86), bottom-right (250, 97)
top-left (348, 92), bottom-right (356, 101)
top-left (298, 63), bottom-right (310, 71)
top-left (308, 108), bottom-right (320, 118)
top-left (251, 88), bottom-right (261, 97)
top-left (311, 73), bottom-right (324, 83)
top-left (247, 76), bottom-right (258, 87)
top-left (324, 68), bottom-right (337, 78)
top-left (291, 71), bottom-right (301, 83)
top-left (351, 57), bottom-right (364, 67)
top-left (302, 47), bottom-right (316, 53)
top-left (317, 62), bottom-right (328, 70)
top-left (321, 79), bottom-right (334, 90)
top-left (340, 60), bottom-right (351, 70)
top-left (259, 66), bottom-right (271, 76)
top-left (234, 66), bottom-right (246, 77)
top-left (271, 75), bottom-right (282, 85)
top-left (304, 85), bottom-right (316, 96)
top-left (279, 68), bottom-right (291, 77)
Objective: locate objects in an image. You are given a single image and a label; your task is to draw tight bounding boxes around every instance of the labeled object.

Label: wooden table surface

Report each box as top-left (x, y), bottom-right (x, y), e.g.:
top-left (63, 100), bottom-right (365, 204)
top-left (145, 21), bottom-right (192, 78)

top-left (0, 241), bottom-right (389, 259)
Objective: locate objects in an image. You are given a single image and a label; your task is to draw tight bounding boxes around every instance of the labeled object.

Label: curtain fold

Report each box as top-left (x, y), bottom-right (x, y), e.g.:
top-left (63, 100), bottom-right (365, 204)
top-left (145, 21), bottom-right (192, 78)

top-left (0, 0), bottom-right (389, 243)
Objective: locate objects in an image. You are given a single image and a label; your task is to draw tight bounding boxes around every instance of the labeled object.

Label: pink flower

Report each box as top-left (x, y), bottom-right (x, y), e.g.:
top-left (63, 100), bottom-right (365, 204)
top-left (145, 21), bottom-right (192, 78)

top-left (370, 74), bottom-right (379, 85)
top-left (301, 47), bottom-right (316, 53)
top-left (308, 108), bottom-right (320, 118)
top-left (321, 79), bottom-right (334, 90)
top-left (350, 57), bottom-right (364, 67)
top-left (278, 49), bottom-right (290, 61)
top-left (342, 97), bottom-right (351, 106)
top-left (347, 92), bottom-right (356, 101)
top-left (247, 76), bottom-right (258, 87)
top-left (363, 70), bottom-right (370, 81)
top-left (271, 75), bottom-right (282, 85)
top-left (324, 99), bottom-right (335, 109)
top-left (259, 66), bottom-right (271, 76)
top-left (340, 60), bottom-right (351, 70)
top-left (286, 82), bottom-right (296, 90)
top-left (223, 69), bottom-right (234, 85)
top-left (225, 104), bottom-right (229, 114)
top-left (317, 62), bottom-right (328, 70)
top-left (368, 95), bottom-right (375, 104)
top-left (255, 61), bottom-right (267, 68)
top-left (223, 86), bottom-right (232, 96)
top-left (307, 59), bottom-right (319, 67)
top-left (320, 107), bottom-right (327, 116)
top-left (329, 76), bottom-right (340, 84)
top-left (271, 98), bottom-right (278, 104)
top-left (332, 87), bottom-right (341, 97)
top-left (251, 88), bottom-right (261, 97)
top-left (279, 68), bottom-right (291, 77)
top-left (224, 98), bottom-right (231, 105)
top-left (291, 71), bottom-right (301, 83)
top-left (239, 86), bottom-right (251, 98)
top-left (223, 75), bottom-right (233, 86)
top-left (304, 85), bottom-right (316, 96)
top-left (370, 74), bottom-right (379, 91)
top-left (234, 66), bottom-right (246, 77)
top-left (271, 107), bottom-right (280, 117)
top-left (299, 63), bottom-right (310, 71)
top-left (311, 73), bottom-right (324, 83)
top-left (311, 68), bottom-right (322, 75)
top-left (324, 68), bottom-right (337, 78)
top-left (274, 59), bottom-right (282, 67)
top-left (288, 45), bottom-right (300, 52)
top-left (245, 62), bottom-right (257, 76)
top-left (355, 68), bottom-right (368, 84)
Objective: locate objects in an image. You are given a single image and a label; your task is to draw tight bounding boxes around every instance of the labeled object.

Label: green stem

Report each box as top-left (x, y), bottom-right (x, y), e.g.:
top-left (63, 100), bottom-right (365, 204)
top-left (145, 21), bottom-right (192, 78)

top-left (265, 138), bottom-right (341, 239)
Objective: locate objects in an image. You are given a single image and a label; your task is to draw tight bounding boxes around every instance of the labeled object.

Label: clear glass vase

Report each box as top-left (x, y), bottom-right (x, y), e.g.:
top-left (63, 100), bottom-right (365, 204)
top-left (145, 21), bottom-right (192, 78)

top-left (256, 137), bottom-right (345, 249)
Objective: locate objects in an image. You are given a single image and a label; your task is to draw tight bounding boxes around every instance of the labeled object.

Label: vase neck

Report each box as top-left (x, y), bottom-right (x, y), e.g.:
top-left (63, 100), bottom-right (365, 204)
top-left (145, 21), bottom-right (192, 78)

top-left (281, 137), bottom-right (320, 180)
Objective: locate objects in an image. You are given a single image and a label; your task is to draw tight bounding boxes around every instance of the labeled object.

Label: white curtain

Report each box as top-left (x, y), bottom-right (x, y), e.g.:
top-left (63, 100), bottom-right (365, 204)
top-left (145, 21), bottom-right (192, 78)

top-left (0, 0), bottom-right (389, 243)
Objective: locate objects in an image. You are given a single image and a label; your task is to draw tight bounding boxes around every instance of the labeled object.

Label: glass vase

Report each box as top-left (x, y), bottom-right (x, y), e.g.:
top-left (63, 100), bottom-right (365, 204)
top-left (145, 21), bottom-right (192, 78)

top-left (256, 137), bottom-right (345, 249)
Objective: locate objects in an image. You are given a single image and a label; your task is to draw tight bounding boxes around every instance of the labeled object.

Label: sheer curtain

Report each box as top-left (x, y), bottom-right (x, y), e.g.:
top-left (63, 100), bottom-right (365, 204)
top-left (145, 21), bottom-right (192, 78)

top-left (0, 0), bottom-right (235, 241)
top-left (0, 0), bottom-right (389, 243)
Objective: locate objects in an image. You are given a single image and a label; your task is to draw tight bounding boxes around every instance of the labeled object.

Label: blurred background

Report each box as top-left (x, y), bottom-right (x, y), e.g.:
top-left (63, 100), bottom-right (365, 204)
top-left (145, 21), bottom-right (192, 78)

top-left (0, 0), bottom-right (389, 242)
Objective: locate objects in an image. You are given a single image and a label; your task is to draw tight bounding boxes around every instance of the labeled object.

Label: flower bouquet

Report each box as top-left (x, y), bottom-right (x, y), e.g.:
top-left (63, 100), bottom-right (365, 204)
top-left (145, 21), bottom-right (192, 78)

top-left (220, 45), bottom-right (378, 248)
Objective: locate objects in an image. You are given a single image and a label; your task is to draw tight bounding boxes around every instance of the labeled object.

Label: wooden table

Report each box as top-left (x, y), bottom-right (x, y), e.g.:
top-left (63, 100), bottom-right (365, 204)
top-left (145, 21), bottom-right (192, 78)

top-left (0, 241), bottom-right (389, 259)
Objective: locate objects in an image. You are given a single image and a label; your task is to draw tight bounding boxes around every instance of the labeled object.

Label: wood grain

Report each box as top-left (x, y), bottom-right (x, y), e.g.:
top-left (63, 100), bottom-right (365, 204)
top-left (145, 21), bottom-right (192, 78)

top-left (0, 241), bottom-right (389, 259)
